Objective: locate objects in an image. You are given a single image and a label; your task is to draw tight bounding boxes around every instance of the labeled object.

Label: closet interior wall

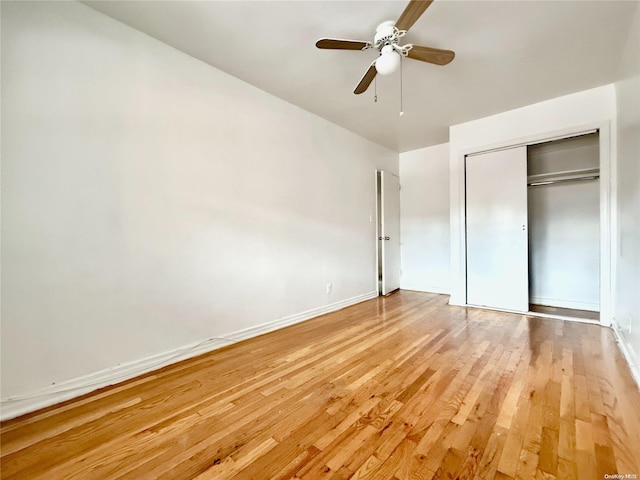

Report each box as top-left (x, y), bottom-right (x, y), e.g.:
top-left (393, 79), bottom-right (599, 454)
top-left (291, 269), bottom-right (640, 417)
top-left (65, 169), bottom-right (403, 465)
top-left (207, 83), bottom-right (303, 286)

top-left (527, 133), bottom-right (601, 317)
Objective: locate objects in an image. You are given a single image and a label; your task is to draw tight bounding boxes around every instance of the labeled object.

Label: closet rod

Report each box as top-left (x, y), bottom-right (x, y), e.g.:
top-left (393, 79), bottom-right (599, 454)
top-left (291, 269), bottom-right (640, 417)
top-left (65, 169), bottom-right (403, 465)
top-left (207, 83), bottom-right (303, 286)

top-left (528, 175), bottom-right (599, 187)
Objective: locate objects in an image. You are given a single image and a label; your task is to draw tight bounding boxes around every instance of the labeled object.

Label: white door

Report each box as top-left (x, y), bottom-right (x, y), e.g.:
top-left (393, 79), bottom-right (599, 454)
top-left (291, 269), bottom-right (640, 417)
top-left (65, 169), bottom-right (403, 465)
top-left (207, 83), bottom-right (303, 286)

top-left (465, 147), bottom-right (528, 312)
top-left (381, 171), bottom-right (401, 295)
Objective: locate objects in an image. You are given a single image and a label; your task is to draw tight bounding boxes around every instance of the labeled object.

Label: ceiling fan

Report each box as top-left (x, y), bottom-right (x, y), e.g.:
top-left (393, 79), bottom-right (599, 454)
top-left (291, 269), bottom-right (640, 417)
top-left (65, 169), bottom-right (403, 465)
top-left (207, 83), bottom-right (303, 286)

top-left (315, 0), bottom-right (455, 95)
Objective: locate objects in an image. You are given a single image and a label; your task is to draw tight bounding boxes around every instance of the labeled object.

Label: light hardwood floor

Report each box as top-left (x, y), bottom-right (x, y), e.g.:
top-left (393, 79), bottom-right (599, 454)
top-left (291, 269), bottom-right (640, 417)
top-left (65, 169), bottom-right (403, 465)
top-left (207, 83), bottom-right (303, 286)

top-left (1, 291), bottom-right (639, 479)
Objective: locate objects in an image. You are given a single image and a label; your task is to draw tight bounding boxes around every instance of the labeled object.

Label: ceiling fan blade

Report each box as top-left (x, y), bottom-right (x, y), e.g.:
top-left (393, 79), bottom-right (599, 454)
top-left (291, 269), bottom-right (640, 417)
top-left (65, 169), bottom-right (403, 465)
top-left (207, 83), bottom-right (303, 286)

top-left (316, 38), bottom-right (372, 50)
top-left (354, 63), bottom-right (377, 95)
top-left (407, 45), bottom-right (455, 65)
top-left (396, 0), bottom-right (434, 31)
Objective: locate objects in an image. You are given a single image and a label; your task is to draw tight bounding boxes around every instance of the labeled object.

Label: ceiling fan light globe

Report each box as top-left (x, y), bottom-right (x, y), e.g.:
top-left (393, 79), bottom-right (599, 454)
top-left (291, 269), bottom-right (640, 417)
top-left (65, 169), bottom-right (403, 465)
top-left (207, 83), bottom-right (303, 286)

top-left (375, 47), bottom-right (401, 75)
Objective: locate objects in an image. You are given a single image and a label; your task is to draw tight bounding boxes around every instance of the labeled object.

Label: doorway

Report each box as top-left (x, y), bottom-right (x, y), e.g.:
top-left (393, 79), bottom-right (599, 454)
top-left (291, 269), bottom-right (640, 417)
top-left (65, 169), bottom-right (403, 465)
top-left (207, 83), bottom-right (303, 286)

top-left (376, 170), bottom-right (401, 296)
top-left (527, 132), bottom-right (600, 320)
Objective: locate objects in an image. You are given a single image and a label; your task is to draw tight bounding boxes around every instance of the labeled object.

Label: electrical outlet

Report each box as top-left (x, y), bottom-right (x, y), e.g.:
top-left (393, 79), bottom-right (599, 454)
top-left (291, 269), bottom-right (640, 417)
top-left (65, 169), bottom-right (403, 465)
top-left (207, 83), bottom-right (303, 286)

top-left (326, 283), bottom-right (332, 294)
top-left (629, 316), bottom-right (633, 334)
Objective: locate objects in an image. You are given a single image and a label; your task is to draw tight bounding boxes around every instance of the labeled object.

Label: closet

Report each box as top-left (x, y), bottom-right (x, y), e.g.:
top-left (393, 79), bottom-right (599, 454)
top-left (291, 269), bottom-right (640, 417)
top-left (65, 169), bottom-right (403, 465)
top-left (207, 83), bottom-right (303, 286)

top-left (465, 132), bottom-right (600, 320)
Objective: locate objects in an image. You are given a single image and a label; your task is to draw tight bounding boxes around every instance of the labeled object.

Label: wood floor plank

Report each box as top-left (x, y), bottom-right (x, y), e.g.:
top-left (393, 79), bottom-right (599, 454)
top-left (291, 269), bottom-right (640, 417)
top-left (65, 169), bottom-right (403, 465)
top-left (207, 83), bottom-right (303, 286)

top-left (538, 427), bottom-right (559, 476)
top-left (515, 448), bottom-right (539, 480)
top-left (575, 418), bottom-right (597, 480)
top-left (474, 427), bottom-right (509, 480)
top-left (558, 418), bottom-right (577, 463)
top-left (2, 291), bottom-right (639, 480)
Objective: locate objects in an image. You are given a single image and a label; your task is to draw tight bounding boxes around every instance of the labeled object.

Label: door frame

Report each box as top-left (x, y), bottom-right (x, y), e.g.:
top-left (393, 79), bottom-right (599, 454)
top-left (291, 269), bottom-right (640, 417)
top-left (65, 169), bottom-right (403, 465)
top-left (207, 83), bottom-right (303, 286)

top-left (375, 169), bottom-right (382, 295)
top-left (453, 121), bottom-right (613, 326)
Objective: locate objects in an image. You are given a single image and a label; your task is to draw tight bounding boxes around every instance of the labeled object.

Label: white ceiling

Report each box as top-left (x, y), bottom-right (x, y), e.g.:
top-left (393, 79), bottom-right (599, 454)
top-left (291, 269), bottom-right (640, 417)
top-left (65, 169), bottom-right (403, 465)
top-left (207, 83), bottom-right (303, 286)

top-left (86, 0), bottom-right (638, 152)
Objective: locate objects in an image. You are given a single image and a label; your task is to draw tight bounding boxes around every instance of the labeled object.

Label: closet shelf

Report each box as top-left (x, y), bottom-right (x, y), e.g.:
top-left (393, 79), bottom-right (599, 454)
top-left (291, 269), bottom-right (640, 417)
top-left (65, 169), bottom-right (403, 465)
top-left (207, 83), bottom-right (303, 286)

top-left (526, 167), bottom-right (599, 184)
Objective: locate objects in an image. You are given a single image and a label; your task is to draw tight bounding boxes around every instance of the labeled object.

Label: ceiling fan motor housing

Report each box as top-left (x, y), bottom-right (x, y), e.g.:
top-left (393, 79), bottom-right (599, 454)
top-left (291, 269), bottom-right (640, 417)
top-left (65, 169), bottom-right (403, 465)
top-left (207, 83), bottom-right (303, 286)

top-left (374, 21), bottom-right (399, 50)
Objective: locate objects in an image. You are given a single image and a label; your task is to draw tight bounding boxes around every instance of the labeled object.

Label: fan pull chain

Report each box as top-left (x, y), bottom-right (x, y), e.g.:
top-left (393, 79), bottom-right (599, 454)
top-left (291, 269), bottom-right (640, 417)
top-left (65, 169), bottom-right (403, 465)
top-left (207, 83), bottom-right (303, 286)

top-left (399, 56), bottom-right (404, 116)
top-left (374, 76), bottom-right (378, 103)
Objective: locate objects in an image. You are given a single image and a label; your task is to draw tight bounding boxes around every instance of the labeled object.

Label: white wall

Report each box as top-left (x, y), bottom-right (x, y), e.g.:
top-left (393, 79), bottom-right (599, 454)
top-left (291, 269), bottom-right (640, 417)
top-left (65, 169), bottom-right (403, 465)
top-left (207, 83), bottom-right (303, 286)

top-left (614, 2), bottom-right (640, 384)
top-left (0, 1), bottom-right (397, 418)
top-left (528, 182), bottom-right (601, 310)
top-left (449, 85), bottom-right (616, 320)
top-left (399, 143), bottom-right (450, 293)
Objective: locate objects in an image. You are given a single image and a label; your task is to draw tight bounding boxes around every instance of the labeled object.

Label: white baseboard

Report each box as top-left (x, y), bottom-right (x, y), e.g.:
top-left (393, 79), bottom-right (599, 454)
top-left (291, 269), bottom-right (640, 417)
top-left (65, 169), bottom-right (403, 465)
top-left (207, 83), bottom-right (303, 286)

top-left (612, 323), bottom-right (640, 390)
top-left (0, 291), bottom-right (378, 422)
top-left (223, 290), bottom-right (378, 342)
top-left (529, 296), bottom-right (599, 312)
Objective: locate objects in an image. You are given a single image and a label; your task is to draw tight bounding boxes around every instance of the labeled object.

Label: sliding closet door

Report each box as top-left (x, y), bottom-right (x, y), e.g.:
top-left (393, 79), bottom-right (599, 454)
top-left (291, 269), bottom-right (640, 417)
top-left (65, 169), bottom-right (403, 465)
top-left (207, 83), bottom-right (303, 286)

top-left (466, 147), bottom-right (528, 312)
